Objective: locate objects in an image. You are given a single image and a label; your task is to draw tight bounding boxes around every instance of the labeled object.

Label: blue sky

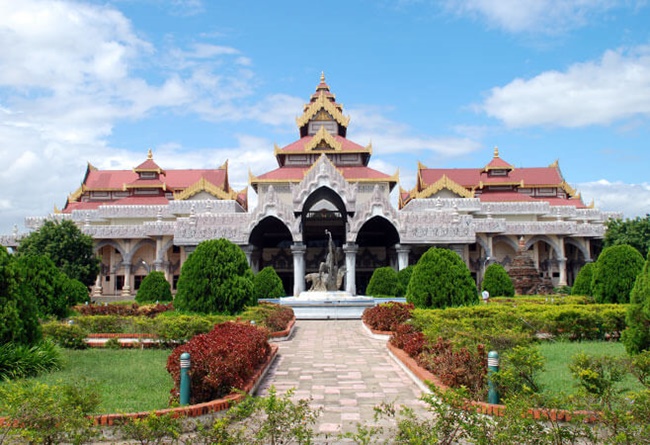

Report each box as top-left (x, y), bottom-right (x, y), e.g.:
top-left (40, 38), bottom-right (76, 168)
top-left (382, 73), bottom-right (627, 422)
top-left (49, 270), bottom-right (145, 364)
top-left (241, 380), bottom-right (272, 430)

top-left (1, 0), bottom-right (650, 234)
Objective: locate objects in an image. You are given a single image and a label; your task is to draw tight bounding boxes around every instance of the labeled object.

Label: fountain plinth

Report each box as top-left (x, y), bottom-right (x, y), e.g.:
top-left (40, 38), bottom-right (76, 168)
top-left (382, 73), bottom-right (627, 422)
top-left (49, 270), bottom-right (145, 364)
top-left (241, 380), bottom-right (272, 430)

top-left (280, 229), bottom-right (374, 318)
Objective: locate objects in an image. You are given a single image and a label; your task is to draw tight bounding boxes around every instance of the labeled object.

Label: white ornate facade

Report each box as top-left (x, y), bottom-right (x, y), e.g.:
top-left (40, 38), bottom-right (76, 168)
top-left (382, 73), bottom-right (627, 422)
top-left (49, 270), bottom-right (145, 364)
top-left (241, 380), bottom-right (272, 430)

top-left (2, 74), bottom-right (618, 298)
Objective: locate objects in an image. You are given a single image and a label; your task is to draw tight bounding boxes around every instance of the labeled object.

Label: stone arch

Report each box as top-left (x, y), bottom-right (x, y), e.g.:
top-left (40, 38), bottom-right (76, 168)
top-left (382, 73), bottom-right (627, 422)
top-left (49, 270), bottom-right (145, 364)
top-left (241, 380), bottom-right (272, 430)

top-left (492, 235), bottom-right (519, 268)
top-left (248, 185), bottom-right (298, 242)
top-left (125, 239), bottom-right (157, 264)
top-left (248, 215), bottom-right (295, 295)
top-left (564, 237), bottom-right (590, 261)
top-left (95, 239), bottom-right (127, 258)
top-left (525, 235), bottom-right (562, 260)
top-left (354, 215), bottom-right (400, 247)
top-left (292, 154), bottom-right (356, 213)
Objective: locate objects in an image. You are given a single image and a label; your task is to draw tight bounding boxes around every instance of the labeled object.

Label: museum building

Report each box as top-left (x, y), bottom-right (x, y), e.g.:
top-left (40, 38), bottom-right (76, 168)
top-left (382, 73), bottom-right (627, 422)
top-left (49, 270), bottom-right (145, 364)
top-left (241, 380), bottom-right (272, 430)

top-left (2, 74), bottom-right (614, 298)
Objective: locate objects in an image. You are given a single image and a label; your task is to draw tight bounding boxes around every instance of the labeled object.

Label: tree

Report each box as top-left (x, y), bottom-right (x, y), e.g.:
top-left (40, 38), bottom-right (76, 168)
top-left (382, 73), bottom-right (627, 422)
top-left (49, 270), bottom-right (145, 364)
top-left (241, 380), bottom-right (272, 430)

top-left (481, 263), bottom-right (515, 298)
top-left (61, 277), bottom-right (90, 306)
top-left (592, 244), bottom-right (644, 304)
top-left (397, 265), bottom-right (414, 297)
top-left (406, 247), bottom-right (478, 309)
top-left (605, 215), bottom-right (650, 258)
top-left (572, 262), bottom-right (595, 296)
top-left (17, 219), bottom-right (99, 287)
top-left (0, 247), bottom-right (41, 345)
top-left (253, 266), bottom-right (285, 301)
top-left (174, 239), bottom-right (254, 314)
top-left (135, 271), bottom-right (173, 304)
top-left (14, 255), bottom-right (70, 319)
top-left (366, 266), bottom-right (401, 297)
top-left (622, 252), bottom-right (650, 354)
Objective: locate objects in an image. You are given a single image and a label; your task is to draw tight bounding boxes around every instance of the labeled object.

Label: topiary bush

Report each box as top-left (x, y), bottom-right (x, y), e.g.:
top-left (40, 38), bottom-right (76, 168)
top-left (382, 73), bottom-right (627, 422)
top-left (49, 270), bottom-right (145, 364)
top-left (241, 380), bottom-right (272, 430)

top-left (571, 262), bottom-right (595, 296)
top-left (62, 277), bottom-right (90, 306)
top-left (623, 251), bottom-right (650, 354)
top-left (136, 271), bottom-right (173, 304)
top-left (397, 265), bottom-right (414, 297)
top-left (481, 263), bottom-right (515, 297)
top-left (166, 322), bottom-right (271, 403)
top-left (366, 266), bottom-right (401, 297)
top-left (592, 244), bottom-right (644, 304)
top-left (253, 266), bottom-right (285, 301)
top-left (174, 239), bottom-right (254, 314)
top-left (406, 247), bottom-right (478, 309)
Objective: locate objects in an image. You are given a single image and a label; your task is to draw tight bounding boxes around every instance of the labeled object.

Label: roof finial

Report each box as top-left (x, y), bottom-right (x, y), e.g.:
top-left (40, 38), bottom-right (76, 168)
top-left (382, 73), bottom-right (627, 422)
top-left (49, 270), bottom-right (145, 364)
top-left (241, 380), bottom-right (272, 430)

top-left (320, 71), bottom-right (325, 83)
top-left (493, 146), bottom-right (499, 158)
top-left (147, 148), bottom-right (153, 159)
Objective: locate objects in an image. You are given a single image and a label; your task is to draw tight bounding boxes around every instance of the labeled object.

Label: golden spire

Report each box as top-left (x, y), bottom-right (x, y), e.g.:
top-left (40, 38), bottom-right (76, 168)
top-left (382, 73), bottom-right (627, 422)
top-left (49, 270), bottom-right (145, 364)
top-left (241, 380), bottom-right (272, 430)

top-left (493, 146), bottom-right (499, 158)
top-left (147, 148), bottom-right (153, 159)
top-left (320, 71), bottom-right (325, 83)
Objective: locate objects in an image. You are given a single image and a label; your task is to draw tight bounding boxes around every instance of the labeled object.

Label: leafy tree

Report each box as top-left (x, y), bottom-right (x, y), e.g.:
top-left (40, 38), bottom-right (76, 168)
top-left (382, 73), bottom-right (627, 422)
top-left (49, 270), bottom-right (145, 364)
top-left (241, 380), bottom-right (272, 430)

top-left (572, 262), bottom-right (595, 296)
top-left (397, 265), bottom-right (414, 297)
top-left (14, 254), bottom-right (69, 319)
top-left (135, 271), bottom-right (173, 304)
top-left (623, 252), bottom-right (650, 354)
top-left (406, 247), bottom-right (477, 309)
top-left (0, 247), bottom-right (41, 345)
top-left (253, 266), bottom-right (285, 301)
top-left (17, 219), bottom-right (100, 287)
top-left (481, 262), bottom-right (515, 297)
top-left (592, 244), bottom-right (644, 304)
top-left (61, 277), bottom-right (90, 306)
top-left (366, 266), bottom-right (401, 297)
top-left (605, 214), bottom-right (650, 257)
top-left (174, 239), bottom-right (254, 314)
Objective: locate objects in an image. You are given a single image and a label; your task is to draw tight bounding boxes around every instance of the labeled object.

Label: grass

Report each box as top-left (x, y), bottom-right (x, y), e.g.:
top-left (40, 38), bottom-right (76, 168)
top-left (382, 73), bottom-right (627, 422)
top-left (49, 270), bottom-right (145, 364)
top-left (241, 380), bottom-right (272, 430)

top-left (27, 348), bottom-right (173, 414)
top-left (537, 341), bottom-right (645, 396)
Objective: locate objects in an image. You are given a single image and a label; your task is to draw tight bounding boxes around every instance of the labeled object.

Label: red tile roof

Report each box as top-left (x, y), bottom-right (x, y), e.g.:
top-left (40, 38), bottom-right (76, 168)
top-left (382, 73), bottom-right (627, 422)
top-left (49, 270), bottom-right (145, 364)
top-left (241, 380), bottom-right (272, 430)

top-left (83, 169), bottom-right (227, 191)
top-left (420, 167), bottom-right (563, 188)
top-left (277, 135), bottom-right (369, 154)
top-left (255, 165), bottom-right (395, 182)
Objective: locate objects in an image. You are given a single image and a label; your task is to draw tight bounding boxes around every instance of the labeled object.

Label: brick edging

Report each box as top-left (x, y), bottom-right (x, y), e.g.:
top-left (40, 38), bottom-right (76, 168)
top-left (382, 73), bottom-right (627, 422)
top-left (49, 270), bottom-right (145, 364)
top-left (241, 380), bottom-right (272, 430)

top-left (385, 334), bottom-right (599, 423)
top-left (92, 343), bottom-right (279, 426)
top-left (269, 317), bottom-right (295, 339)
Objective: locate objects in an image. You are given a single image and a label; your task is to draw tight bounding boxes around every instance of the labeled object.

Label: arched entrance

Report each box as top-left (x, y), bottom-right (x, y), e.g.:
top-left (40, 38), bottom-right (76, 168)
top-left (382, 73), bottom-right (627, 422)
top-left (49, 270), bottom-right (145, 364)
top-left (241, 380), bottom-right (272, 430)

top-left (249, 216), bottom-right (294, 294)
top-left (355, 216), bottom-right (400, 294)
top-left (300, 187), bottom-right (348, 282)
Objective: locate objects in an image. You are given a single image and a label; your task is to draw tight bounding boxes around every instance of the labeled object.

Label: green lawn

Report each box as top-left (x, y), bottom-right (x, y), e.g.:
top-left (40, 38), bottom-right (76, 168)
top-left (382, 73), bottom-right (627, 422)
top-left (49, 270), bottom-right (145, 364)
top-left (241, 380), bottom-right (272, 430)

top-left (30, 348), bottom-right (173, 414)
top-left (537, 341), bottom-right (644, 396)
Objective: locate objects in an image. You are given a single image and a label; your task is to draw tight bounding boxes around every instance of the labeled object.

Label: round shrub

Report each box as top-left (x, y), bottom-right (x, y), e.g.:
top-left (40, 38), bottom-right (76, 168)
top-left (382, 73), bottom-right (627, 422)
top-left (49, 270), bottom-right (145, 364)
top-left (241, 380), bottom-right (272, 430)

top-left (623, 252), bottom-right (650, 354)
top-left (174, 239), bottom-right (254, 314)
top-left (62, 278), bottom-right (90, 306)
top-left (592, 244), bottom-right (644, 304)
top-left (366, 266), bottom-right (401, 297)
top-left (481, 263), bottom-right (514, 298)
top-left (406, 247), bottom-right (478, 309)
top-left (136, 271), bottom-right (172, 304)
top-left (572, 262), bottom-right (595, 296)
top-left (166, 322), bottom-right (271, 403)
top-left (253, 266), bottom-right (285, 301)
top-left (397, 265), bottom-right (414, 297)
top-left (362, 302), bottom-right (413, 332)
top-left (14, 254), bottom-right (69, 319)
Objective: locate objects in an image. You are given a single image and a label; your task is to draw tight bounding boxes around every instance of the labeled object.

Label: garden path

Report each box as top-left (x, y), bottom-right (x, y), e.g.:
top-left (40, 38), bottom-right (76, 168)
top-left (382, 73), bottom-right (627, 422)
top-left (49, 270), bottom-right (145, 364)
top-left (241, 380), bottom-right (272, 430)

top-left (256, 320), bottom-right (431, 440)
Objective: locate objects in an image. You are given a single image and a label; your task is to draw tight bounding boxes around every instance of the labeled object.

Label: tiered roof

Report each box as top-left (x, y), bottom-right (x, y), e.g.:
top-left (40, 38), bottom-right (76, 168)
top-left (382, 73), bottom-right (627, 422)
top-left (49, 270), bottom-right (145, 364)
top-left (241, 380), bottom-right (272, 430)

top-left (401, 147), bottom-right (587, 209)
top-left (251, 73), bottom-right (397, 191)
top-left (62, 152), bottom-right (247, 212)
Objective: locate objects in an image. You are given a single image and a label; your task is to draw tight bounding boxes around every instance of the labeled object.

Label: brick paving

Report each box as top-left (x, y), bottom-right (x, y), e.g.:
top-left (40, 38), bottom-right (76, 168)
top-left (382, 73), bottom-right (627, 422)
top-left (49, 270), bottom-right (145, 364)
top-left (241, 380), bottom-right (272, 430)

top-left (256, 320), bottom-right (430, 440)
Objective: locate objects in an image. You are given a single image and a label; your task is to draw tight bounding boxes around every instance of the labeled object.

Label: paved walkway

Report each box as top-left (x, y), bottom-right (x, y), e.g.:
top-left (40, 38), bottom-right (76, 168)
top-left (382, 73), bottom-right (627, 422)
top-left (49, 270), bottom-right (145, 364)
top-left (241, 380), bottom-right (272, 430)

top-left (256, 320), bottom-right (430, 440)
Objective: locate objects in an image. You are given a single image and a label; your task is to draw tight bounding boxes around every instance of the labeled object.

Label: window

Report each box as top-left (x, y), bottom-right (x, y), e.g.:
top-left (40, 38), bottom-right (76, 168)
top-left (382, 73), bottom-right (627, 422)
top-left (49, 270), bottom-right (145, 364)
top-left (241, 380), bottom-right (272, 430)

top-left (140, 172), bottom-right (157, 179)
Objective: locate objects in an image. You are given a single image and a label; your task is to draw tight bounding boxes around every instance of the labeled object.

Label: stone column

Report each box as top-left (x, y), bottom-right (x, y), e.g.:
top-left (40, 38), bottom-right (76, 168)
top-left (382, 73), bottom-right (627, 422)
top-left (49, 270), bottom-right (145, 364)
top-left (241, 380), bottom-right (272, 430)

top-left (92, 275), bottom-right (102, 298)
top-left (450, 244), bottom-right (467, 266)
top-left (241, 245), bottom-right (256, 271)
top-left (558, 258), bottom-right (568, 287)
top-left (121, 262), bottom-right (132, 297)
top-left (343, 243), bottom-right (359, 295)
top-left (154, 237), bottom-right (164, 272)
top-left (395, 244), bottom-right (411, 271)
top-left (291, 243), bottom-right (306, 297)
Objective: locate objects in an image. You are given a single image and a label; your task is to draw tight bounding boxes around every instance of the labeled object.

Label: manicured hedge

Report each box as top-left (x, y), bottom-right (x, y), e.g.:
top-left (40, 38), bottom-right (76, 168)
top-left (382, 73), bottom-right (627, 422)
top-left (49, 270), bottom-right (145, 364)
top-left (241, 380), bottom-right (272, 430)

top-left (167, 322), bottom-right (271, 403)
top-left (366, 267), bottom-right (401, 297)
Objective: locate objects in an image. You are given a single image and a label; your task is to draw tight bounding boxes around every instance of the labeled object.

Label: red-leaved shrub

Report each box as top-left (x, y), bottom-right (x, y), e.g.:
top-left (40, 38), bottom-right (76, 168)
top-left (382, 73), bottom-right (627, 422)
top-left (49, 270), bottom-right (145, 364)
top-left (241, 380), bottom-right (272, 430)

top-left (166, 322), bottom-right (271, 404)
top-left (418, 337), bottom-right (487, 399)
top-left (362, 302), bottom-right (414, 332)
top-left (262, 305), bottom-right (294, 332)
top-left (390, 323), bottom-right (426, 357)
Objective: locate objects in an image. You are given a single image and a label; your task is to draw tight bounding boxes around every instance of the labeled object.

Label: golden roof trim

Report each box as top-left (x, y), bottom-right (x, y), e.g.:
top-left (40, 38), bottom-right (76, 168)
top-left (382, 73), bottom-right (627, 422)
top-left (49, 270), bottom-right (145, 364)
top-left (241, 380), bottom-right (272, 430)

top-left (559, 180), bottom-right (577, 197)
top-left (68, 184), bottom-right (84, 202)
top-left (173, 177), bottom-right (234, 201)
top-left (549, 159), bottom-right (559, 168)
top-left (415, 174), bottom-right (473, 199)
top-left (296, 92), bottom-right (350, 128)
top-left (305, 126), bottom-right (342, 151)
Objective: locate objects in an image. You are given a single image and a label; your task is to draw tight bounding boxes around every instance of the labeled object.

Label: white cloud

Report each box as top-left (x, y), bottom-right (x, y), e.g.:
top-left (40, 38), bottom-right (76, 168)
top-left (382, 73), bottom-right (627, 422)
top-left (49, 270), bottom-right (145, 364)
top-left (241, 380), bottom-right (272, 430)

top-left (578, 179), bottom-right (650, 218)
top-left (480, 46), bottom-right (650, 128)
top-left (347, 106), bottom-right (482, 157)
top-left (443, 0), bottom-right (622, 34)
